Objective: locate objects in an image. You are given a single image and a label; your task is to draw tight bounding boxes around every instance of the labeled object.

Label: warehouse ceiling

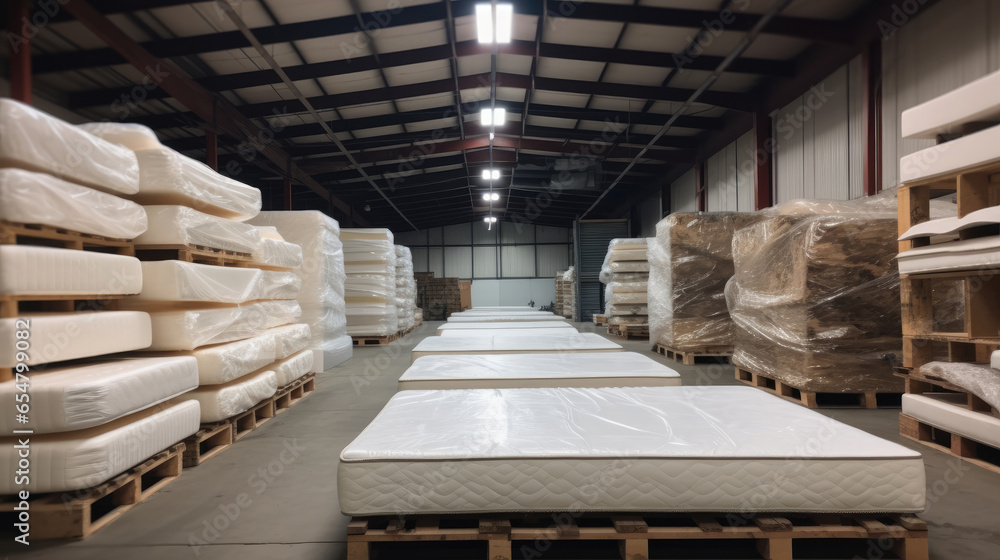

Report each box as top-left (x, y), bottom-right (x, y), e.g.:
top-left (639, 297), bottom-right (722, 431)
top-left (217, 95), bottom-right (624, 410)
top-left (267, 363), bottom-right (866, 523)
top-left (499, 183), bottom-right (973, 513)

top-left (7, 0), bottom-right (879, 230)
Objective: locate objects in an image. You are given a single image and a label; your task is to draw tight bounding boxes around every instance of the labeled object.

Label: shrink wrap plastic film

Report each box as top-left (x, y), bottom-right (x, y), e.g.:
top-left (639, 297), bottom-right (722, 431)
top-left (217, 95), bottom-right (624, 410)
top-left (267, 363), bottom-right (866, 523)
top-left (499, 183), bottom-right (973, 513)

top-left (610, 281), bottom-right (647, 293)
top-left (185, 369), bottom-right (277, 423)
top-left (80, 123), bottom-right (262, 220)
top-left (318, 334), bottom-right (354, 370)
top-left (137, 205), bottom-right (261, 254)
top-left (0, 99), bottom-right (140, 195)
top-left (601, 240), bottom-right (649, 327)
top-left (395, 245), bottom-right (416, 330)
top-left (343, 230), bottom-right (399, 336)
top-left (725, 190), bottom-right (956, 393)
top-left (610, 292), bottom-right (647, 305)
top-left (0, 168), bottom-right (148, 239)
top-left (918, 361), bottom-right (1000, 412)
top-left (132, 260), bottom-right (301, 303)
top-left (606, 304), bottom-right (647, 316)
top-left (141, 299), bottom-right (302, 351)
top-left (610, 261), bottom-right (649, 273)
top-left (648, 213), bottom-right (758, 352)
top-left (253, 227), bottom-right (304, 269)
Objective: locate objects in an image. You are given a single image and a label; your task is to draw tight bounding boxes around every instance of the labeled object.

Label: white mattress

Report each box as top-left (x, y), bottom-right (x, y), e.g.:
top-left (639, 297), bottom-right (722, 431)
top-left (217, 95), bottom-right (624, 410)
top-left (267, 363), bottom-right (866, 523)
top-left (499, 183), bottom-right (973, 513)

top-left (896, 235), bottom-right (1000, 275)
top-left (269, 323), bottom-right (313, 358)
top-left (452, 310), bottom-right (555, 316)
top-left (136, 205), bottom-right (261, 253)
top-left (992, 350), bottom-right (1000, 370)
top-left (76, 122), bottom-right (162, 151)
top-left (399, 352), bottom-right (680, 390)
top-left (0, 400), bottom-right (199, 493)
top-left (131, 260), bottom-right (300, 303)
top-left (338, 386), bottom-right (925, 516)
top-left (182, 369), bottom-right (277, 423)
top-left (900, 123), bottom-right (1000, 184)
top-left (314, 334), bottom-right (353, 371)
top-left (273, 350), bottom-right (314, 386)
top-left (411, 333), bottom-right (622, 361)
top-left (139, 300), bottom-right (301, 351)
top-left (440, 328), bottom-right (578, 338)
top-left (437, 321), bottom-right (573, 333)
top-left (448, 314), bottom-right (566, 323)
top-left (902, 69), bottom-right (1000, 139)
top-left (0, 99), bottom-right (139, 196)
top-left (471, 306), bottom-right (537, 311)
top-left (0, 356), bottom-right (197, 433)
top-left (0, 311), bottom-right (151, 367)
top-left (253, 236), bottom-right (304, 269)
top-left (0, 168), bottom-right (147, 239)
top-left (341, 228), bottom-right (394, 242)
top-left (145, 334), bottom-right (277, 386)
top-left (903, 393), bottom-right (1000, 449)
top-left (608, 249), bottom-right (648, 262)
top-left (0, 245), bottom-right (142, 296)
top-left (898, 206), bottom-right (1000, 241)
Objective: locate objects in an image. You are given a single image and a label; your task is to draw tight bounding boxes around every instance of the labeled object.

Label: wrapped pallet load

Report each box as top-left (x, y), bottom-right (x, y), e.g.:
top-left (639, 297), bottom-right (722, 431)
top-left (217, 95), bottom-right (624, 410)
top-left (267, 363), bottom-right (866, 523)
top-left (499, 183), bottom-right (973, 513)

top-left (648, 213), bottom-right (759, 354)
top-left (342, 229), bottom-right (399, 337)
top-left (395, 245), bottom-right (417, 333)
top-left (604, 239), bottom-right (649, 328)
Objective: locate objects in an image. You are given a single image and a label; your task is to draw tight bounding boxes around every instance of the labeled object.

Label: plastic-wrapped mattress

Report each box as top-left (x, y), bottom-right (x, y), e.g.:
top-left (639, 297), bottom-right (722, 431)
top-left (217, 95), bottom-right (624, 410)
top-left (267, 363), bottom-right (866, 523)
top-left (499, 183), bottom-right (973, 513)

top-left (0, 99), bottom-right (139, 196)
top-left (183, 369), bottom-right (277, 423)
top-left (269, 323), bottom-right (312, 359)
top-left (339, 386), bottom-right (925, 515)
top-left (273, 350), bottom-right (314, 386)
top-left (399, 352), bottom-right (680, 390)
top-left (136, 205), bottom-right (261, 254)
top-left (144, 334), bottom-right (277, 386)
top-left (411, 333), bottom-right (622, 361)
top-left (440, 328), bottom-right (577, 338)
top-left (903, 392), bottom-right (1000, 448)
top-left (448, 314), bottom-right (565, 323)
top-left (0, 356), bottom-right (197, 433)
top-left (137, 300), bottom-right (302, 351)
top-left (252, 226), bottom-right (303, 269)
top-left (0, 168), bottom-right (147, 239)
top-left (315, 334), bottom-right (353, 371)
top-left (132, 261), bottom-right (300, 303)
top-left (0, 400), bottom-right (199, 493)
top-left (896, 236), bottom-right (1000, 275)
top-left (437, 321), bottom-right (572, 333)
top-left (0, 246), bottom-right (142, 296)
top-left (0, 311), bottom-right (151, 367)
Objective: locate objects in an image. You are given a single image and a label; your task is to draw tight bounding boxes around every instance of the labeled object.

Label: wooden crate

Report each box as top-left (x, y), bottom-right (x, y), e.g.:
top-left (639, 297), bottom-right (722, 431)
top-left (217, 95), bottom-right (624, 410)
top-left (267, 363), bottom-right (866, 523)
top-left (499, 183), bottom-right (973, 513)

top-left (654, 343), bottom-right (731, 366)
top-left (345, 512), bottom-right (928, 560)
top-left (735, 368), bottom-right (902, 409)
top-left (134, 244), bottom-right (252, 266)
top-left (0, 443), bottom-right (184, 539)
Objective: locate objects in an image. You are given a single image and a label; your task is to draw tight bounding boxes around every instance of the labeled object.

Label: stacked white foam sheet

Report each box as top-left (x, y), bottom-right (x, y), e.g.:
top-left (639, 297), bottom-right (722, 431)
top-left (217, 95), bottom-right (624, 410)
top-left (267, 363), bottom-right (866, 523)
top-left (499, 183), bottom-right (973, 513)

top-left (252, 226), bottom-right (304, 270)
top-left (437, 321), bottom-right (572, 334)
top-left (80, 123), bottom-right (262, 220)
top-left (130, 261), bottom-right (300, 303)
top-left (0, 245), bottom-right (142, 296)
top-left (182, 369), bottom-right (278, 423)
top-left (903, 393), bottom-right (1000, 449)
top-left (411, 333), bottom-right (622, 361)
top-left (0, 400), bottom-right (199, 494)
top-left (136, 299), bottom-right (302, 351)
top-left (448, 314), bottom-right (564, 323)
top-left (902, 69), bottom-right (1000, 139)
top-left (0, 312), bottom-right (151, 367)
top-left (901, 126), bottom-right (1000, 183)
top-left (0, 168), bottom-right (147, 239)
top-left (604, 239), bottom-right (650, 326)
top-left (453, 310), bottom-right (555, 316)
top-left (249, 211), bottom-right (351, 371)
top-left (338, 386), bottom-right (925, 516)
top-left (440, 328), bottom-right (578, 338)
top-left (270, 323), bottom-right (313, 359)
top-left (273, 350), bottom-right (314, 387)
top-left (342, 229), bottom-right (399, 337)
top-left (896, 206), bottom-right (1000, 274)
top-left (0, 99), bottom-right (139, 196)
top-left (394, 245), bottom-right (416, 331)
top-left (399, 352), bottom-right (680, 390)
top-left (136, 205), bottom-right (261, 254)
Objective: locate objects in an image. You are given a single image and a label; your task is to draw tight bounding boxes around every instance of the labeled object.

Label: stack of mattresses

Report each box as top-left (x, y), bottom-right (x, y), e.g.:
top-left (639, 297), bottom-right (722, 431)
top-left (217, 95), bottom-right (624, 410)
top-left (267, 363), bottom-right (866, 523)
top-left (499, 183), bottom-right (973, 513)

top-left (648, 213), bottom-right (758, 353)
top-left (342, 229), bottom-right (399, 337)
top-left (394, 245), bottom-right (416, 333)
top-left (0, 101), bottom-right (199, 494)
top-left (411, 332), bottom-right (621, 361)
top-left (555, 267), bottom-right (576, 320)
top-left (603, 239), bottom-right (649, 328)
top-left (250, 211), bottom-right (352, 371)
top-left (86, 122), bottom-right (308, 423)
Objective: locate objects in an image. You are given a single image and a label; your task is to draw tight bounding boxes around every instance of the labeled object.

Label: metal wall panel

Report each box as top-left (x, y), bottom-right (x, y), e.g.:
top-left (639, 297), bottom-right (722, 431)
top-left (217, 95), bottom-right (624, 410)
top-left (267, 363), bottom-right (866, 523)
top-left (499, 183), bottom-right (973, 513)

top-left (429, 247), bottom-right (443, 277)
top-left (536, 244), bottom-right (570, 277)
top-left (443, 223), bottom-right (472, 245)
top-left (501, 221), bottom-right (535, 244)
top-left (394, 229), bottom-right (426, 246)
top-left (736, 130), bottom-right (754, 210)
top-left (774, 93), bottom-right (805, 203)
top-left (501, 245), bottom-right (535, 277)
top-left (705, 151), bottom-right (724, 211)
top-left (536, 225), bottom-right (571, 243)
top-left (411, 247), bottom-right (429, 273)
top-left (473, 246), bottom-right (497, 278)
top-left (638, 191), bottom-right (661, 237)
top-left (848, 55), bottom-right (865, 199)
top-left (671, 169), bottom-right (697, 212)
top-left (473, 221), bottom-right (498, 244)
top-left (444, 246), bottom-right (472, 278)
top-left (576, 219), bottom-right (628, 321)
top-left (812, 65), bottom-right (850, 201)
top-left (427, 227), bottom-right (443, 245)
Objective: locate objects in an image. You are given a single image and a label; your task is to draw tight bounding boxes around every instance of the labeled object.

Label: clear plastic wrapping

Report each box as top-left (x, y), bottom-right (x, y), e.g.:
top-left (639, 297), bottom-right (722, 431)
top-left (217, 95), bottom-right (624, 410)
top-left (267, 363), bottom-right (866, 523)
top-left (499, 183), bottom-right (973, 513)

top-left (610, 281), bottom-right (647, 293)
top-left (77, 122), bottom-right (162, 151)
top-left (140, 299), bottom-right (302, 351)
top-left (342, 232), bottom-right (400, 336)
top-left (273, 350), bottom-right (314, 387)
top-left (137, 205), bottom-right (261, 253)
top-left (143, 333), bottom-right (278, 385)
top-left (609, 261), bottom-right (649, 273)
top-left (0, 168), bottom-right (148, 239)
top-left (340, 228), bottom-right (394, 242)
top-left (919, 361), bottom-right (1000, 412)
top-left (131, 260), bottom-right (300, 303)
top-left (609, 249), bottom-right (649, 262)
top-left (395, 245), bottom-right (417, 330)
top-left (610, 292), bottom-right (647, 305)
top-left (315, 333), bottom-right (353, 371)
top-left (253, 227), bottom-right (304, 269)
top-left (0, 99), bottom-right (139, 195)
top-left (185, 369), bottom-right (277, 423)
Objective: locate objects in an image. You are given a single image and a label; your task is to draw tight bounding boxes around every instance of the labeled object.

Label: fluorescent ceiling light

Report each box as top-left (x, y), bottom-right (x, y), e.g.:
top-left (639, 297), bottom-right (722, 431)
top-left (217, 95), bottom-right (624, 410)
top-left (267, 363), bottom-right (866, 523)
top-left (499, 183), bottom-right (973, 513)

top-left (480, 108), bottom-right (492, 126)
top-left (476, 4), bottom-right (492, 43)
top-left (482, 192), bottom-right (500, 201)
top-left (481, 169), bottom-right (500, 180)
top-left (484, 216), bottom-right (497, 223)
top-left (493, 108), bottom-right (506, 126)
top-left (480, 108), bottom-right (505, 127)
top-left (477, 3), bottom-right (512, 44)
top-left (495, 4), bottom-right (513, 43)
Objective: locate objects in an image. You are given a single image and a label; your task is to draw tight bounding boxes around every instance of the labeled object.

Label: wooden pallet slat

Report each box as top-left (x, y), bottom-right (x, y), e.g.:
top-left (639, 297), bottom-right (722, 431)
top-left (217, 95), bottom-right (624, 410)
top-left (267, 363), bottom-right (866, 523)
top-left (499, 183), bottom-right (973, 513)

top-left (182, 422), bottom-right (233, 468)
top-left (735, 368), bottom-right (901, 409)
top-left (134, 243), bottom-right (252, 267)
top-left (900, 413), bottom-right (1000, 476)
top-left (654, 343), bottom-right (732, 366)
top-left (0, 220), bottom-right (134, 255)
top-left (615, 323), bottom-right (649, 340)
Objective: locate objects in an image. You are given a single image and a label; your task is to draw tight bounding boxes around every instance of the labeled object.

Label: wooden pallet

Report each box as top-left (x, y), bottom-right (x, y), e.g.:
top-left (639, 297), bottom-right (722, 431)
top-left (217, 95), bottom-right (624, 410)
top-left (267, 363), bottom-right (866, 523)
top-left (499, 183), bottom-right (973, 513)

top-left (353, 329), bottom-right (405, 346)
top-left (593, 314), bottom-right (607, 326)
top-left (232, 397), bottom-right (275, 442)
top-left (274, 372), bottom-right (316, 414)
top-left (182, 395), bottom-right (278, 468)
top-left (345, 512), bottom-right (928, 560)
top-left (735, 368), bottom-right (902, 409)
top-left (0, 443), bottom-right (184, 539)
top-left (134, 244), bottom-right (252, 266)
top-left (0, 220), bottom-right (134, 255)
top-left (615, 323), bottom-right (648, 340)
top-left (654, 343), bottom-right (731, 366)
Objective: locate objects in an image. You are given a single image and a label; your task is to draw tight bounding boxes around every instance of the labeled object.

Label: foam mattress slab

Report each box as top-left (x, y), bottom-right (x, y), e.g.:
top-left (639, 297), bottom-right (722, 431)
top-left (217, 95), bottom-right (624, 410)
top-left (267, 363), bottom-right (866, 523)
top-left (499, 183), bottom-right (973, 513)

top-left (0, 245), bottom-right (142, 296)
top-left (453, 310), bottom-right (555, 316)
top-left (140, 300), bottom-right (301, 351)
top-left (253, 236), bottom-right (304, 269)
top-left (131, 260), bottom-right (300, 303)
top-left (903, 393), bottom-right (1000, 449)
top-left (143, 334), bottom-right (277, 386)
top-left (273, 350), bottom-right (314, 386)
top-left (899, 206), bottom-right (1000, 241)
top-left (314, 334), bottom-right (353, 372)
top-left (269, 323), bottom-right (313, 358)
top-left (440, 327), bottom-right (578, 338)
top-left (341, 228), bottom-right (394, 242)
top-left (0, 400), bottom-right (199, 493)
top-left (411, 333), bottom-right (622, 361)
top-left (182, 369), bottom-right (277, 423)
top-left (338, 386), bottom-right (925, 516)
top-left (900, 123), bottom-right (1000, 184)
top-left (399, 352), bottom-right (680, 390)
top-left (902, 69), bottom-right (1000, 139)
top-left (0, 356), bottom-right (197, 434)
top-left (0, 168), bottom-right (147, 239)
top-left (448, 314), bottom-right (565, 323)
top-left (136, 205), bottom-right (261, 254)
top-left (471, 306), bottom-right (537, 311)
top-left (0, 311), bottom-right (151, 367)
top-left (0, 99), bottom-right (139, 196)
top-left (895, 235), bottom-right (1000, 275)
top-left (437, 321), bottom-right (572, 333)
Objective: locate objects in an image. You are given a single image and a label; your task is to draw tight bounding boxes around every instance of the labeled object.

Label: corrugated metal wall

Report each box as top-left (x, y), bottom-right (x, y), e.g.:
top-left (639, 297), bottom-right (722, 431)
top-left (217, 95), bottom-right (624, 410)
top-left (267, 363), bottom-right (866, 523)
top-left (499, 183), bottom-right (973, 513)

top-left (638, 191), bottom-right (661, 237)
top-left (882, 0), bottom-right (1000, 189)
top-left (576, 219), bottom-right (629, 321)
top-left (704, 131), bottom-right (754, 212)
top-left (670, 169), bottom-right (697, 212)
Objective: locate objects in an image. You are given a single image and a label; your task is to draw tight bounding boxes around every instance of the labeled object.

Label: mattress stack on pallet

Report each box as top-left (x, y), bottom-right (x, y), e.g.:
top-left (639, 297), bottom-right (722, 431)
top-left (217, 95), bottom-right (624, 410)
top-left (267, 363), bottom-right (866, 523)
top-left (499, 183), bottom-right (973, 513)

top-left (603, 239), bottom-right (649, 330)
top-left (250, 211), bottom-right (352, 371)
top-left (394, 245), bottom-right (416, 334)
top-left (83, 123), bottom-right (311, 427)
top-left (342, 229), bottom-right (399, 338)
top-left (0, 101), bottom-right (199, 519)
top-left (648, 212), bottom-right (757, 357)
top-left (556, 266), bottom-right (577, 320)
top-left (894, 69), bottom-right (1000, 472)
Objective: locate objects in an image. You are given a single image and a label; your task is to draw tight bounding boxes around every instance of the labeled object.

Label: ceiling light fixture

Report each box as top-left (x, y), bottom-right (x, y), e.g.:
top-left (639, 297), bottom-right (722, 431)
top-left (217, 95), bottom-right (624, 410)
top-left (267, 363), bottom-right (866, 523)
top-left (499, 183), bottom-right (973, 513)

top-left (489, 132), bottom-right (495, 140)
top-left (476, 3), bottom-right (513, 44)
top-left (484, 216), bottom-right (497, 223)
top-left (480, 107), bottom-right (506, 127)
top-left (482, 192), bottom-right (500, 201)
top-left (481, 169), bottom-right (500, 180)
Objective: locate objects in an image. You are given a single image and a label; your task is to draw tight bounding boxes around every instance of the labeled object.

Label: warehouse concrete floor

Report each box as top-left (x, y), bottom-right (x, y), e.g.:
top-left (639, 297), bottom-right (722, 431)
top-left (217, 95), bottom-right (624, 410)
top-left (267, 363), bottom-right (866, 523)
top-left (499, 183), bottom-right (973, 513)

top-left (5, 321), bottom-right (1000, 559)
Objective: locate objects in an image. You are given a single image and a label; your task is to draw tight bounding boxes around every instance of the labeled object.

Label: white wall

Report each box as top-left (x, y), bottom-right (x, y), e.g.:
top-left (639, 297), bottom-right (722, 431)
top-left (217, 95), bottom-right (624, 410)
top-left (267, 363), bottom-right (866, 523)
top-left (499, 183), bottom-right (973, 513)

top-left (670, 169), bottom-right (697, 212)
top-left (705, 131), bottom-right (754, 211)
top-left (470, 279), bottom-right (556, 307)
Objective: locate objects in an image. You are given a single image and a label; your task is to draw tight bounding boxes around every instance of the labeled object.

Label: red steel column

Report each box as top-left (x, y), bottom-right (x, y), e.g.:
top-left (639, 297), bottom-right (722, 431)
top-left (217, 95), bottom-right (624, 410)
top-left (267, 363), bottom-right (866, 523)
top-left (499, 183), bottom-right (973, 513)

top-left (863, 38), bottom-right (883, 196)
top-left (8, 0), bottom-right (31, 104)
top-left (753, 109), bottom-right (773, 210)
